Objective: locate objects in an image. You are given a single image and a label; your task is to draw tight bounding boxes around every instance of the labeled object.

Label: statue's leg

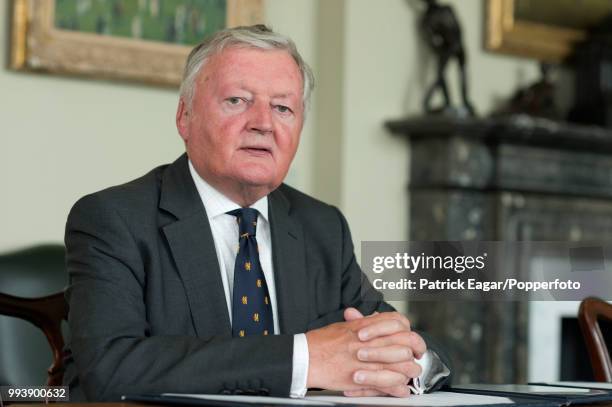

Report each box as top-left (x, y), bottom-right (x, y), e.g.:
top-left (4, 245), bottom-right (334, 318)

top-left (423, 53), bottom-right (451, 113)
top-left (438, 54), bottom-right (451, 109)
top-left (423, 73), bottom-right (440, 113)
top-left (458, 50), bottom-right (476, 116)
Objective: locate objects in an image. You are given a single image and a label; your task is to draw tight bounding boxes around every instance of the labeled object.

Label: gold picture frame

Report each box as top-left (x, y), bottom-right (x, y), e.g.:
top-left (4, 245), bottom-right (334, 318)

top-left (486, 0), bottom-right (590, 63)
top-left (10, 0), bottom-right (264, 87)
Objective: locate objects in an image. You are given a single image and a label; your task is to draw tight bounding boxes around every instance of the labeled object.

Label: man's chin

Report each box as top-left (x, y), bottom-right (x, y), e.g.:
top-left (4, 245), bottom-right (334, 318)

top-left (234, 166), bottom-right (284, 188)
top-left (234, 173), bottom-right (280, 193)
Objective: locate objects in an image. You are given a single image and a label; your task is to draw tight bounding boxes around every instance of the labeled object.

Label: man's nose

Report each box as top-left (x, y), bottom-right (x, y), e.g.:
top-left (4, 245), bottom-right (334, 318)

top-left (248, 101), bottom-right (273, 134)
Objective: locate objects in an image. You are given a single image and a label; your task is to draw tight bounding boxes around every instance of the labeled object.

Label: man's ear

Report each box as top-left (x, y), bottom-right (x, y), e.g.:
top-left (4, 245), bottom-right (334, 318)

top-left (176, 97), bottom-right (190, 142)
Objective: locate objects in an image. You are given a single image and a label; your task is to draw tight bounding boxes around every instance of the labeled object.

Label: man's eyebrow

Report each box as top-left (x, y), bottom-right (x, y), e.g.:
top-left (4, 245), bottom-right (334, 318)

top-left (271, 92), bottom-right (298, 99)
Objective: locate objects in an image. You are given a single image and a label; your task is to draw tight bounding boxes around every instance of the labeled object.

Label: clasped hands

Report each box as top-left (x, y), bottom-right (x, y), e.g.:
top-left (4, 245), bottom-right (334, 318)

top-left (306, 308), bottom-right (426, 397)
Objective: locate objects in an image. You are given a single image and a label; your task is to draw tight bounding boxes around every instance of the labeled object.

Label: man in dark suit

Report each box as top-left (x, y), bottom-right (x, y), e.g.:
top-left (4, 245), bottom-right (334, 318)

top-left (63, 25), bottom-right (450, 402)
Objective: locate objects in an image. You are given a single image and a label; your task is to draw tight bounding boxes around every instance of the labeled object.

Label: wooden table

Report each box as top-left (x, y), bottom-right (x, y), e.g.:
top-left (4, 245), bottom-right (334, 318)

top-left (12, 403), bottom-right (612, 407)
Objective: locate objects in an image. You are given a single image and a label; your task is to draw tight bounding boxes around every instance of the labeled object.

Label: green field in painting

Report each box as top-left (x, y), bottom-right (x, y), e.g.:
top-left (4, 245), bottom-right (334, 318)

top-left (55, 0), bottom-right (226, 45)
top-left (515, 0), bottom-right (612, 30)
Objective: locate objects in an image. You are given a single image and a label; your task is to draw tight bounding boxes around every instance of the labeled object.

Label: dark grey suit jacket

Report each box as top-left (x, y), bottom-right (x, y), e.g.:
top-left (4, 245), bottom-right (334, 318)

top-left (63, 154), bottom-right (449, 401)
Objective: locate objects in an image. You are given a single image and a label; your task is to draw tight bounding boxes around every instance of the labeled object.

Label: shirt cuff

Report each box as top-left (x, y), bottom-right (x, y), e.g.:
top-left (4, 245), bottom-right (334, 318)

top-left (289, 333), bottom-right (309, 398)
top-left (408, 349), bottom-right (451, 395)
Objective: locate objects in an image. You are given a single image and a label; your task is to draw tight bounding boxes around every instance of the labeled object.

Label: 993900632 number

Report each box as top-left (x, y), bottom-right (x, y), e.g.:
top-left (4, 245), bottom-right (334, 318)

top-left (0, 386), bottom-right (69, 401)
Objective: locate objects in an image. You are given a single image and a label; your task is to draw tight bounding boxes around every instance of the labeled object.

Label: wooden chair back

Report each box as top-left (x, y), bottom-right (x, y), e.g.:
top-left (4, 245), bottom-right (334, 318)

top-left (578, 296), bottom-right (612, 382)
top-left (0, 245), bottom-right (67, 386)
top-left (0, 292), bottom-right (67, 385)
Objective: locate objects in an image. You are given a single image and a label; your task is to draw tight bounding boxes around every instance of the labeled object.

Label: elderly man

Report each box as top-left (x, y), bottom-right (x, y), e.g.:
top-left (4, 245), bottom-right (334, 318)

top-left (63, 25), bottom-right (450, 401)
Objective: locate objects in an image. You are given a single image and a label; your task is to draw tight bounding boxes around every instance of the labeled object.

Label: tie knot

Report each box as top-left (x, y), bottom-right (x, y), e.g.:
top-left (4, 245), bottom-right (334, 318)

top-left (228, 208), bottom-right (258, 238)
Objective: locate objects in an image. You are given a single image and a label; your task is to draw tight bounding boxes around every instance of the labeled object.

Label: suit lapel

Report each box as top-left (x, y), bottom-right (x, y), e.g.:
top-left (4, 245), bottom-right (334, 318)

top-left (159, 154), bottom-right (231, 337)
top-left (269, 188), bottom-right (309, 335)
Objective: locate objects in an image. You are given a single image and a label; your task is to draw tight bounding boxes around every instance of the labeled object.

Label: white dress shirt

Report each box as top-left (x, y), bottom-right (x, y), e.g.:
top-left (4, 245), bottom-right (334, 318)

top-left (188, 161), bottom-right (309, 397)
top-left (188, 160), bottom-right (446, 397)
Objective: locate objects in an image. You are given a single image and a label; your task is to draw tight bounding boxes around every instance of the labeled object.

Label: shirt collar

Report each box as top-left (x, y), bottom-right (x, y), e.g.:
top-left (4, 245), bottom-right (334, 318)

top-left (188, 159), bottom-right (269, 222)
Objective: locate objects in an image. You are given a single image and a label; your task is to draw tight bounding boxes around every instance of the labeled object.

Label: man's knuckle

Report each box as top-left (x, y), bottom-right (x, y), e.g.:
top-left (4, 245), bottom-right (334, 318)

top-left (409, 362), bottom-right (422, 377)
top-left (400, 362), bottom-right (413, 376)
top-left (397, 331), bottom-right (411, 344)
top-left (391, 372), bottom-right (406, 385)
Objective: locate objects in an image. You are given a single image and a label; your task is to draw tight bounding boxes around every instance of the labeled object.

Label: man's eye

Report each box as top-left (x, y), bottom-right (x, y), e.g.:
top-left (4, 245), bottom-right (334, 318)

top-left (227, 97), bottom-right (243, 105)
top-left (275, 105), bottom-right (292, 114)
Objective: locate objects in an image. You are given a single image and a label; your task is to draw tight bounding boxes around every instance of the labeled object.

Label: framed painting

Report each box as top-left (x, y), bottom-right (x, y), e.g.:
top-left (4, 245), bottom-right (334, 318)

top-left (486, 0), bottom-right (612, 63)
top-left (10, 0), bottom-right (264, 86)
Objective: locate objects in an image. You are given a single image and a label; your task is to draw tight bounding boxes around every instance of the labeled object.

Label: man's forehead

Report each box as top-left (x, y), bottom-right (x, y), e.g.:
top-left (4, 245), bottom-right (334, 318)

top-left (214, 45), bottom-right (294, 61)
top-left (196, 47), bottom-right (304, 96)
top-left (201, 47), bottom-right (301, 80)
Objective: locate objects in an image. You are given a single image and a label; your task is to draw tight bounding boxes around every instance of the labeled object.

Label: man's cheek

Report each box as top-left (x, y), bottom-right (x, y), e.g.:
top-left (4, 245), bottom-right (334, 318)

top-left (276, 126), bottom-right (301, 147)
top-left (219, 119), bottom-right (246, 137)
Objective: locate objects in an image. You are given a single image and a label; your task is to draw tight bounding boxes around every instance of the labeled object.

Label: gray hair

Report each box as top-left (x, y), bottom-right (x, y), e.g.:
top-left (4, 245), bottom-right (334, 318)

top-left (179, 24), bottom-right (315, 111)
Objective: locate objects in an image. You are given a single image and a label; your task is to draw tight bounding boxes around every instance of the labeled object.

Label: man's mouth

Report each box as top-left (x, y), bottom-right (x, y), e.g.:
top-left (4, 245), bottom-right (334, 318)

top-left (241, 146), bottom-right (272, 157)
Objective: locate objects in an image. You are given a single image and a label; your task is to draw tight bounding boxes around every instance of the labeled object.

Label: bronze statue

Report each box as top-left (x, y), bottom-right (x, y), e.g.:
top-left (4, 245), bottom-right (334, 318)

top-left (420, 0), bottom-right (475, 116)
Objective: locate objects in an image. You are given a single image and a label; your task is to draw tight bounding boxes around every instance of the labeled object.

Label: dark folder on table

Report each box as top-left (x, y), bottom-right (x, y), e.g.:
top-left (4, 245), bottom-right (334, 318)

top-left (449, 384), bottom-right (612, 406)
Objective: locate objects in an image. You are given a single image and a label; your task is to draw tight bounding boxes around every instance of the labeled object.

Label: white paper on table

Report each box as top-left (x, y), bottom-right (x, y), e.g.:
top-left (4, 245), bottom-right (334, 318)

top-left (452, 384), bottom-right (591, 394)
top-left (163, 393), bottom-right (335, 405)
top-left (543, 381), bottom-right (612, 390)
top-left (305, 391), bottom-right (514, 406)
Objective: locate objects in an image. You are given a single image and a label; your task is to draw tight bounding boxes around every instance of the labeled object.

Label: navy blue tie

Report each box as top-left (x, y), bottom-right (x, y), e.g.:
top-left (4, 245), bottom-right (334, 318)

top-left (227, 208), bottom-right (274, 337)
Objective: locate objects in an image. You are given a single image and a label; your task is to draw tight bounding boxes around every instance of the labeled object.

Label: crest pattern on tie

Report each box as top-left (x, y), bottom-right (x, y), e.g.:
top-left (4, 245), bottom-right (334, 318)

top-left (227, 208), bottom-right (273, 337)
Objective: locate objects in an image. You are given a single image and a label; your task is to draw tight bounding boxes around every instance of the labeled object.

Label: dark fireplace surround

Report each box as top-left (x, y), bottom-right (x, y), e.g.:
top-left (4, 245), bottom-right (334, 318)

top-left (385, 115), bottom-right (612, 384)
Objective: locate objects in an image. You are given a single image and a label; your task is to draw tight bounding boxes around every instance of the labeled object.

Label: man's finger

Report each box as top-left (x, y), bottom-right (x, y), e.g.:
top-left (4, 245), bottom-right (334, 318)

top-left (358, 319), bottom-right (408, 341)
top-left (351, 311), bottom-right (411, 333)
top-left (353, 369), bottom-right (408, 388)
top-left (344, 307), bottom-right (364, 321)
top-left (364, 331), bottom-right (411, 348)
top-left (387, 360), bottom-right (423, 378)
top-left (363, 331), bottom-right (427, 358)
top-left (357, 345), bottom-right (413, 363)
top-left (408, 331), bottom-right (427, 358)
